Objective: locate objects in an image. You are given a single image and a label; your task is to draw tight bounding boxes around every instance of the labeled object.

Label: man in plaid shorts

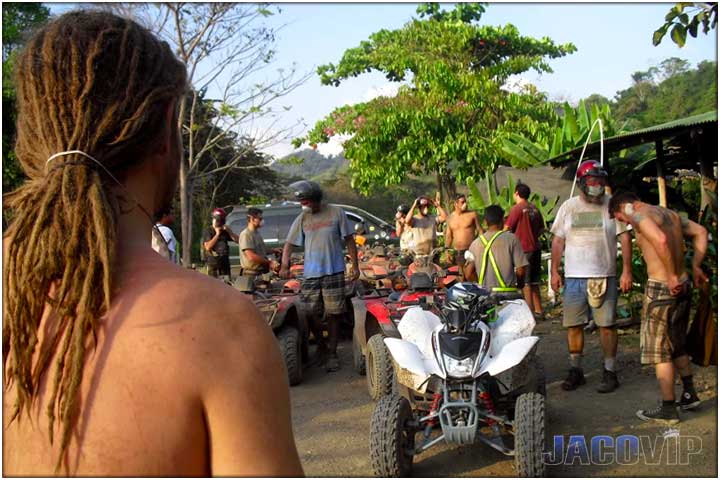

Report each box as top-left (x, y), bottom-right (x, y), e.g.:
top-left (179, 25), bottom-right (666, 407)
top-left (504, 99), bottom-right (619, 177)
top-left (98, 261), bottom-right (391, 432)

top-left (280, 180), bottom-right (360, 372)
top-left (609, 191), bottom-right (709, 424)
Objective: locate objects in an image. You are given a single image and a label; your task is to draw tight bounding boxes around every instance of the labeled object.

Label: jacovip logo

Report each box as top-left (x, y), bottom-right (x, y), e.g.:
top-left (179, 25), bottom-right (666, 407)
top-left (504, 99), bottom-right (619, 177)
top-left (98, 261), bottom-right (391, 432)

top-left (544, 429), bottom-right (703, 466)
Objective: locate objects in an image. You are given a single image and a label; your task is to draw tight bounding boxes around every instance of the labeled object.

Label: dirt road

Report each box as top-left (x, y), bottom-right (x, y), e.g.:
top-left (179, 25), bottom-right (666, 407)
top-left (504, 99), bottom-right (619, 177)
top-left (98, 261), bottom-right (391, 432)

top-left (288, 309), bottom-right (717, 477)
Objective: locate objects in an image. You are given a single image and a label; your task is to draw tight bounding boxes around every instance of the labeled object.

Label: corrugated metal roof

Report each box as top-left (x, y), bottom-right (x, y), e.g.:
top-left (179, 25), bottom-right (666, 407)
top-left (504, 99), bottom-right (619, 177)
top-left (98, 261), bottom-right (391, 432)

top-left (611, 110), bottom-right (716, 138)
top-left (547, 110), bottom-right (717, 165)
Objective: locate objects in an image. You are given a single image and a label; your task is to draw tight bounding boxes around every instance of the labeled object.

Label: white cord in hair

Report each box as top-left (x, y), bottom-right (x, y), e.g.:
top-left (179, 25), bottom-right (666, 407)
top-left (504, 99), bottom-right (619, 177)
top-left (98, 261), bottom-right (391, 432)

top-left (46, 150), bottom-right (170, 251)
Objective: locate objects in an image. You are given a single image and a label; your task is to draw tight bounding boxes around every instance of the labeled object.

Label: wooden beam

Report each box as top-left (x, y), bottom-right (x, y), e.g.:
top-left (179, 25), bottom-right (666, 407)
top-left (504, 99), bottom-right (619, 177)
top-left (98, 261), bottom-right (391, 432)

top-left (655, 139), bottom-right (667, 207)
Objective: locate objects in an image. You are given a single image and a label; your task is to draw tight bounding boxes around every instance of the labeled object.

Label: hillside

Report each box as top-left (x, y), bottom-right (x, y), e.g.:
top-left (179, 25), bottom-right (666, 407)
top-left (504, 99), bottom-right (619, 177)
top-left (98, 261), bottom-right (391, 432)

top-left (271, 148), bottom-right (349, 179)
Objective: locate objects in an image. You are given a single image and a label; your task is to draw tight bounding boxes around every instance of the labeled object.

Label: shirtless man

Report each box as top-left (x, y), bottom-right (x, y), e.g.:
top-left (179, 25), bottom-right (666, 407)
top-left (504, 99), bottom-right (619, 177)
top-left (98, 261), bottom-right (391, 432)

top-left (445, 194), bottom-right (483, 279)
top-left (609, 192), bottom-right (708, 424)
top-left (2, 11), bottom-right (302, 476)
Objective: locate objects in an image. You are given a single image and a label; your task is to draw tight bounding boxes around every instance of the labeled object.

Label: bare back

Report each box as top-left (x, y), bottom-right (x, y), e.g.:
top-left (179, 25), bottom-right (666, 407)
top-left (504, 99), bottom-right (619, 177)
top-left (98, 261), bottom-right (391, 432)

top-left (3, 246), bottom-right (302, 476)
top-left (447, 211), bottom-right (479, 250)
top-left (634, 205), bottom-right (687, 282)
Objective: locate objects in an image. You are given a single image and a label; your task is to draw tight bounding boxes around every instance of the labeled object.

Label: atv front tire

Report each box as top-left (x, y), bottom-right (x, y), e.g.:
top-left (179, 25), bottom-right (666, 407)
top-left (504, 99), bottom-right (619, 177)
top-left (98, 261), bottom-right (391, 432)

top-left (370, 394), bottom-right (415, 477)
top-left (366, 334), bottom-right (394, 400)
top-left (514, 392), bottom-right (546, 477)
top-left (278, 326), bottom-right (302, 386)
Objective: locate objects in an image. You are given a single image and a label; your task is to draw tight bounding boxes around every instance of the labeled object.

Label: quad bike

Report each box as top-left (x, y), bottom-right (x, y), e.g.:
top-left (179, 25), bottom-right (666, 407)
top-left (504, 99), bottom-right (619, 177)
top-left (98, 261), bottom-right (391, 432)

top-left (352, 256), bottom-right (452, 400)
top-left (369, 283), bottom-right (546, 477)
top-left (357, 245), bottom-right (402, 291)
top-left (230, 257), bottom-right (309, 386)
top-left (405, 249), bottom-right (459, 290)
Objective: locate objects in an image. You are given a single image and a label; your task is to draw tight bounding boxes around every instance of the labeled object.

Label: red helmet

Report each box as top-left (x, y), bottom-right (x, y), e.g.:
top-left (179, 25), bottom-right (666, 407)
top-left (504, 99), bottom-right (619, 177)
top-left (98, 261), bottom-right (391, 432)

top-left (576, 160), bottom-right (608, 179)
top-left (212, 208), bottom-right (227, 220)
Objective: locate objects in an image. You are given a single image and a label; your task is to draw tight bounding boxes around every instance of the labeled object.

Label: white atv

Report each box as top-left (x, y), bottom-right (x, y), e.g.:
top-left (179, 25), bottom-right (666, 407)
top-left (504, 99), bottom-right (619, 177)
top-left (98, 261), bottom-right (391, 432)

top-left (369, 282), bottom-right (546, 477)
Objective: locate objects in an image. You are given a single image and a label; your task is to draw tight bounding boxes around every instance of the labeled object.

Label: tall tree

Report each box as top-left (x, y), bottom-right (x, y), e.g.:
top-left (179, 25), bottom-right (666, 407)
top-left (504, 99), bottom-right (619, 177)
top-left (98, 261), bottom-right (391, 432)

top-left (2, 3), bottom-right (50, 194)
top-left (293, 3), bottom-right (575, 204)
top-left (110, 3), bottom-right (310, 265)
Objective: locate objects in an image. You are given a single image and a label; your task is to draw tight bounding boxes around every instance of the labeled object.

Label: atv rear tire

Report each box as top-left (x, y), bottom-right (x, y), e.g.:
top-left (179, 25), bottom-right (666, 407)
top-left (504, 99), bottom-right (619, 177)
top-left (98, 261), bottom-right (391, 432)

top-left (366, 334), bottom-right (394, 400)
top-left (278, 326), bottom-right (302, 386)
top-left (370, 394), bottom-right (415, 477)
top-left (353, 333), bottom-right (366, 375)
top-left (514, 392), bottom-right (546, 477)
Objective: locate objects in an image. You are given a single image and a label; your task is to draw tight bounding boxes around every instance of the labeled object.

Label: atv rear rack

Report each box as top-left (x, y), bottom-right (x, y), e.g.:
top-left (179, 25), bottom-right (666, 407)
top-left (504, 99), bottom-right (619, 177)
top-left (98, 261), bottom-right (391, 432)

top-left (254, 298), bottom-right (280, 326)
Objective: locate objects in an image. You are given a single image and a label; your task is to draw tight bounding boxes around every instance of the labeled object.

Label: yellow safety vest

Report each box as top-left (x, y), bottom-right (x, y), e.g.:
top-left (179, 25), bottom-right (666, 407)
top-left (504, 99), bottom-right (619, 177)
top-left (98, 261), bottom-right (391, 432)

top-left (478, 231), bottom-right (519, 293)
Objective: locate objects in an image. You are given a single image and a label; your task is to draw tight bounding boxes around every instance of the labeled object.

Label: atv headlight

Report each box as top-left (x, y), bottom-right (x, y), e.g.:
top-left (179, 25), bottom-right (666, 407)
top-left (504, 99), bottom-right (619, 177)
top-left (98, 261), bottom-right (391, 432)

top-left (442, 354), bottom-right (476, 378)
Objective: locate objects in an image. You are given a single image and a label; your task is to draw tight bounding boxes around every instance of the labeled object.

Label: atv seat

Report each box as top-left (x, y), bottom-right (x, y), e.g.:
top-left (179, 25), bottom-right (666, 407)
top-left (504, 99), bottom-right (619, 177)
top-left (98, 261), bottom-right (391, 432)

top-left (409, 272), bottom-right (433, 291)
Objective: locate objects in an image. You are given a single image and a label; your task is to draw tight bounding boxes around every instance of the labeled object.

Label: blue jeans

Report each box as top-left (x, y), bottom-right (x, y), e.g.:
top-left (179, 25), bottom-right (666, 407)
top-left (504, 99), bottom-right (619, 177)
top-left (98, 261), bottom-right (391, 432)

top-left (562, 277), bottom-right (618, 328)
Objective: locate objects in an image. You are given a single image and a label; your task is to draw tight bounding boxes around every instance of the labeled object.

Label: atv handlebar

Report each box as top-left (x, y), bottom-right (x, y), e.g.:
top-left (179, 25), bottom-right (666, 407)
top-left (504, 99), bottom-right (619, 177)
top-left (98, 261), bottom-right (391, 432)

top-left (488, 291), bottom-right (524, 304)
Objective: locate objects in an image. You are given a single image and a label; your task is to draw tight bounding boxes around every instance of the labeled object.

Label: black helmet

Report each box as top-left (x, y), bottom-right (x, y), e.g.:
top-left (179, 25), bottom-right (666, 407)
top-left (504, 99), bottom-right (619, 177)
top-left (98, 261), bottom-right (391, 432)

top-left (446, 282), bottom-right (490, 309)
top-left (396, 204), bottom-right (410, 216)
top-left (289, 180), bottom-right (323, 202)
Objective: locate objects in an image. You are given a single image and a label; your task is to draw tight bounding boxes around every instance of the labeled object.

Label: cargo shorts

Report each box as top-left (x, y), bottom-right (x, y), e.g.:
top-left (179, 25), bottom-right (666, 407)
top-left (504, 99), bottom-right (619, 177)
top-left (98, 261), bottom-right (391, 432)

top-left (640, 279), bottom-right (691, 364)
top-left (300, 271), bottom-right (346, 317)
top-left (562, 277), bottom-right (618, 328)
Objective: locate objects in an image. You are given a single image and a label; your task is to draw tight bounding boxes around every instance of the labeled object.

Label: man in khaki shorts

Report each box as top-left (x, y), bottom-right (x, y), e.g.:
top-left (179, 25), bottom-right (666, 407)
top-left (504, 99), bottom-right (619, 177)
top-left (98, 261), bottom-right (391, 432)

top-left (609, 191), bottom-right (708, 424)
top-left (550, 160), bottom-right (633, 394)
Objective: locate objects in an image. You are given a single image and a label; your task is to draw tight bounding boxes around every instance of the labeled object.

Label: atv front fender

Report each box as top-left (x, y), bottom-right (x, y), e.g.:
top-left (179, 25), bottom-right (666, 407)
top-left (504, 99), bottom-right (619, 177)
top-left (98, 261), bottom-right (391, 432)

top-left (479, 336), bottom-right (539, 377)
top-left (384, 338), bottom-right (444, 392)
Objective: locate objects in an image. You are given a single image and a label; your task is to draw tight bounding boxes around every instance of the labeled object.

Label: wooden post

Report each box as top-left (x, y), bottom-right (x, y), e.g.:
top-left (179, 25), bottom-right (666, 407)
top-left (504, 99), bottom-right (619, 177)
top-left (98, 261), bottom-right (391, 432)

top-left (655, 139), bottom-right (667, 207)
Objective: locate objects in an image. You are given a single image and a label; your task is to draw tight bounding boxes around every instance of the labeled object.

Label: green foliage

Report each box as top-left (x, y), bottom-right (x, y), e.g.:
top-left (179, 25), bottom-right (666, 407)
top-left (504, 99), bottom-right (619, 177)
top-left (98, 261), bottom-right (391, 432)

top-left (653, 3), bottom-right (717, 47)
top-left (501, 99), bottom-right (621, 165)
top-left (2, 3), bottom-right (50, 58)
top-left (2, 3), bottom-right (50, 194)
top-left (294, 3), bottom-right (576, 196)
top-left (465, 173), bottom-right (559, 226)
top-left (613, 60), bottom-right (716, 129)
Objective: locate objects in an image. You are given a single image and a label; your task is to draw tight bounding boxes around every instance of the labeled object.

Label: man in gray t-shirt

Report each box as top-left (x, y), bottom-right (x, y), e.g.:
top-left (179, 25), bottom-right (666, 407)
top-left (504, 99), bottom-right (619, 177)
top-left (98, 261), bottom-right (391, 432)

top-left (280, 180), bottom-right (360, 373)
top-left (239, 208), bottom-right (277, 277)
top-left (464, 205), bottom-right (527, 291)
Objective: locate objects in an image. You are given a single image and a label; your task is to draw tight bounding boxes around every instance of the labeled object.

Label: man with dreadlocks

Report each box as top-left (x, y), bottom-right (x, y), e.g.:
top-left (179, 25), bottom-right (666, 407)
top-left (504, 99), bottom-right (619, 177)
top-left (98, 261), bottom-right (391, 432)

top-left (2, 10), bottom-right (303, 476)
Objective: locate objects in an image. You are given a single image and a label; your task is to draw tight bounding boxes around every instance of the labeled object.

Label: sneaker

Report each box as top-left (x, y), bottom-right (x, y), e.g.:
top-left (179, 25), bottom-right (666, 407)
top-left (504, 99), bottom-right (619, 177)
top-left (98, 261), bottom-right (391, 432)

top-left (326, 353), bottom-right (341, 372)
top-left (597, 369), bottom-right (619, 393)
top-left (561, 367), bottom-right (586, 391)
top-left (533, 312), bottom-right (545, 322)
top-left (677, 390), bottom-right (701, 411)
top-left (636, 404), bottom-right (680, 425)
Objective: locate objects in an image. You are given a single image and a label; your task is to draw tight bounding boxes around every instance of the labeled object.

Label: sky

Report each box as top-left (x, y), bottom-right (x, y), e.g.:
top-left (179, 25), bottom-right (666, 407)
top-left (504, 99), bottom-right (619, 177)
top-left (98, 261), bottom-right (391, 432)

top-left (47, 2), bottom-right (718, 159)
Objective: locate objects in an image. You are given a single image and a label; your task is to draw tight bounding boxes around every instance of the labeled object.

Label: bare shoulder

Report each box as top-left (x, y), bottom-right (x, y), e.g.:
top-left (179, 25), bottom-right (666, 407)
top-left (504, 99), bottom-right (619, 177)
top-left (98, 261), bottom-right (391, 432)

top-left (115, 253), bottom-right (276, 380)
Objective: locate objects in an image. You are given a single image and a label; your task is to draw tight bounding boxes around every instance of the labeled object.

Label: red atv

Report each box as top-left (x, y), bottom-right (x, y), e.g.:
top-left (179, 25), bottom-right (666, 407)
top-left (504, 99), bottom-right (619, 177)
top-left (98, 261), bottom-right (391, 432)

top-left (352, 249), bottom-right (458, 399)
top-left (232, 255), bottom-right (309, 386)
top-left (357, 245), bottom-right (403, 291)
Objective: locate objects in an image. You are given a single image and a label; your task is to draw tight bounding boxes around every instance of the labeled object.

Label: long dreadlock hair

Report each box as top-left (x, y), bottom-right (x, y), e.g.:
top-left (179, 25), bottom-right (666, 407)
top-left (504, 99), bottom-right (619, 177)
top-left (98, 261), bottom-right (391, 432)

top-left (3, 10), bottom-right (187, 470)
